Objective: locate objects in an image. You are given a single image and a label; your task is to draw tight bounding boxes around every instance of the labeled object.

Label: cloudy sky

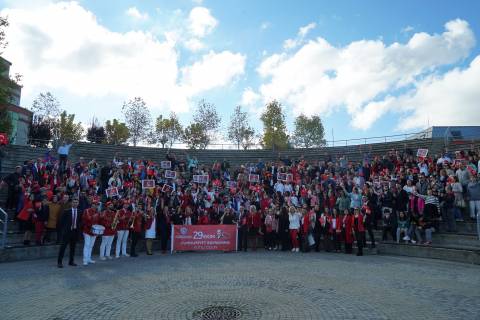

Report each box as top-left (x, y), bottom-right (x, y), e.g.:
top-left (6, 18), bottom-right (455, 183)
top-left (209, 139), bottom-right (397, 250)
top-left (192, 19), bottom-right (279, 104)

top-left (1, 0), bottom-right (480, 143)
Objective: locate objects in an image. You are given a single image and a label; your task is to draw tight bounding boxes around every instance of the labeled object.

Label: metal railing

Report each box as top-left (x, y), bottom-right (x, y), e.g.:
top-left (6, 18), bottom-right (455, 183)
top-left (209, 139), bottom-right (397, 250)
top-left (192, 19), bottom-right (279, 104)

top-left (0, 207), bottom-right (7, 249)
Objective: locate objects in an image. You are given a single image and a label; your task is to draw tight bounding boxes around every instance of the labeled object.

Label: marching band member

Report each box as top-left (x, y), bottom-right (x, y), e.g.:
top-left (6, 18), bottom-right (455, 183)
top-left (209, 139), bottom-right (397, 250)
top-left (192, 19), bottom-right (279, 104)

top-left (129, 202), bottom-right (144, 257)
top-left (99, 201), bottom-right (116, 260)
top-left (353, 207), bottom-right (366, 256)
top-left (82, 200), bottom-right (100, 266)
top-left (144, 205), bottom-right (156, 255)
top-left (115, 200), bottom-right (132, 258)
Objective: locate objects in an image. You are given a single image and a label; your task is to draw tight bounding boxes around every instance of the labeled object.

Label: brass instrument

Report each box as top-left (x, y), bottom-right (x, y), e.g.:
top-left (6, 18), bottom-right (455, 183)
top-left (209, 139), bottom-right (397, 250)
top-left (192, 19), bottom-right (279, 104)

top-left (111, 210), bottom-right (119, 229)
top-left (129, 211), bottom-right (136, 229)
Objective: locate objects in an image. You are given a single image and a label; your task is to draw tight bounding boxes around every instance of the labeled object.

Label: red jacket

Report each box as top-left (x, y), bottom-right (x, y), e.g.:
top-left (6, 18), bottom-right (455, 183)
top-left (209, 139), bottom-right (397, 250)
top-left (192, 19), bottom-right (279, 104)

top-left (100, 209), bottom-right (116, 236)
top-left (130, 210), bottom-right (143, 233)
top-left (343, 214), bottom-right (355, 244)
top-left (354, 213), bottom-right (365, 232)
top-left (117, 208), bottom-right (131, 230)
top-left (248, 212), bottom-right (262, 229)
top-left (82, 207), bottom-right (100, 235)
top-left (198, 215), bottom-right (210, 225)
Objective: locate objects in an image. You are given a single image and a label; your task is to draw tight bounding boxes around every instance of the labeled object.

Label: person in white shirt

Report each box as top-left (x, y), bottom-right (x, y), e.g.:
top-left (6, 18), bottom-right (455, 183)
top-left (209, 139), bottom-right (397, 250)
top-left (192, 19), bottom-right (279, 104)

top-left (288, 206), bottom-right (302, 252)
top-left (274, 181), bottom-right (285, 194)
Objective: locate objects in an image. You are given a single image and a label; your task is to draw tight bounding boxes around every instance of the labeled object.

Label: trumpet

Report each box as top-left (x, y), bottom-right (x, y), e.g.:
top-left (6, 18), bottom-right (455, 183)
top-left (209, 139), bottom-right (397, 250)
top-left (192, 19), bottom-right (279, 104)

top-left (111, 210), bottom-right (119, 229)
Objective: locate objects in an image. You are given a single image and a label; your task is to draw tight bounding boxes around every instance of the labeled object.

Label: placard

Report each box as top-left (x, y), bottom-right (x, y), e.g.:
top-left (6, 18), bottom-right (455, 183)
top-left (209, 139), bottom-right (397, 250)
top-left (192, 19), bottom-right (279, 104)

top-left (161, 161), bottom-right (171, 169)
top-left (171, 225), bottom-right (237, 252)
top-left (193, 175), bottom-right (209, 184)
top-left (277, 173), bottom-right (293, 182)
top-left (248, 174), bottom-right (260, 183)
top-left (142, 179), bottom-right (155, 189)
top-left (227, 181), bottom-right (237, 188)
top-left (165, 170), bottom-right (177, 179)
top-left (162, 184), bottom-right (173, 193)
top-left (106, 187), bottom-right (119, 198)
top-left (416, 148), bottom-right (429, 158)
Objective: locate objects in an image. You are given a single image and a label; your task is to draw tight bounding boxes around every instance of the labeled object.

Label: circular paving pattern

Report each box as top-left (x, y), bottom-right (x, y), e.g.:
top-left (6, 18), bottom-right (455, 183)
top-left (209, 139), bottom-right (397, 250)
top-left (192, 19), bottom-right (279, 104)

top-left (192, 306), bottom-right (243, 320)
top-left (0, 251), bottom-right (479, 319)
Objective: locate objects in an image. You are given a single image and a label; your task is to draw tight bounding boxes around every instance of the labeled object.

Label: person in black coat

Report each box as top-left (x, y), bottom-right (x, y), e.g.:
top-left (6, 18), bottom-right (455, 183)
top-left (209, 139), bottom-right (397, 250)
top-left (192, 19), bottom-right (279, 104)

top-left (57, 198), bottom-right (82, 268)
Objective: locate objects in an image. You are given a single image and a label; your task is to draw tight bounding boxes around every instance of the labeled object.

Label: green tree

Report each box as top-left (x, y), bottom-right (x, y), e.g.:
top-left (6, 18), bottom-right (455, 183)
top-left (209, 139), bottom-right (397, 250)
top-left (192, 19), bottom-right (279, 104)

top-left (29, 117), bottom-right (53, 147)
top-left (183, 123), bottom-right (209, 149)
top-left (193, 99), bottom-right (221, 144)
top-left (86, 118), bottom-right (106, 144)
top-left (260, 100), bottom-right (289, 150)
top-left (105, 119), bottom-right (129, 145)
top-left (122, 97), bottom-right (152, 146)
top-left (52, 111), bottom-right (84, 143)
top-left (292, 114), bottom-right (326, 148)
top-left (0, 15), bottom-right (8, 52)
top-left (30, 92), bottom-right (62, 119)
top-left (227, 105), bottom-right (256, 149)
top-left (152, 112), bottom-right (183, 148)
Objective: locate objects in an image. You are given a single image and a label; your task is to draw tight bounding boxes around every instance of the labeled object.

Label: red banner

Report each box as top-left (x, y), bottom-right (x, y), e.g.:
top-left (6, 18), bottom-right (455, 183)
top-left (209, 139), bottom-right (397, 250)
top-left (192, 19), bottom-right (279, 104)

top-left (171, 225), bottom-right (237, 252)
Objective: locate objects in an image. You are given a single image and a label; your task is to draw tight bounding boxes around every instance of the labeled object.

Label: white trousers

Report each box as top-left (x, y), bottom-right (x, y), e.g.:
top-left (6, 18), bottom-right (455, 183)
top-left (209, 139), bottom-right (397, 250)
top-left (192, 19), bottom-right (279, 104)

top-left (116, 230), bottom-right (129, 257)
top-left (100, 235), bottom-right (114, 258)
top-left (469, 200), bottom-right (480, 218)
top-left (83, 233), bottom-right (97, 264)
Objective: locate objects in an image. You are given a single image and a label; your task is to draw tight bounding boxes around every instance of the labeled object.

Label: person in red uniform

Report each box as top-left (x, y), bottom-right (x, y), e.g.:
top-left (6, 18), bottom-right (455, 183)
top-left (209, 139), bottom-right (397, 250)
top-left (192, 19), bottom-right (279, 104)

top-left (248, 205), bottom-right (263, 251)
top-left (99, 201), bottom-right (116, 260)
top-left (82, 200), bottom-right (100, 265)
top-left (353, 207), bottom-right (366, 256)
top-left (331, 208), bottom-right (343, 252)
top-left (343, 209), bottom-right (355, 254)
top-left (115, 200), bottom-right (132, 258)
top-left (129, 201), bottom-right (144, 257)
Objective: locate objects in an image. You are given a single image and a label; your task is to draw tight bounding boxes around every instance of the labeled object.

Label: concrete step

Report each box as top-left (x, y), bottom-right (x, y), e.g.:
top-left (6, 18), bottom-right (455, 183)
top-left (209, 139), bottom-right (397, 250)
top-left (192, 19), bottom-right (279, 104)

top-left (377, 242), bottom-right (480, 265)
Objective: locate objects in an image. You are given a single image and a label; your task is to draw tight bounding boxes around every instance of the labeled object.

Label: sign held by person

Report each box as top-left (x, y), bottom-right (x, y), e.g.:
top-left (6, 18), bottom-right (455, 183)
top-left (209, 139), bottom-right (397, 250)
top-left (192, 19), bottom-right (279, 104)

top-left (165, 170), bottom-right (177, 179)
top-left (141, 180), bottom-right (155, 189)
top-left (416, 148), bottom-right (429, 158)
top-left (161, 161), bottom-right (171, 169)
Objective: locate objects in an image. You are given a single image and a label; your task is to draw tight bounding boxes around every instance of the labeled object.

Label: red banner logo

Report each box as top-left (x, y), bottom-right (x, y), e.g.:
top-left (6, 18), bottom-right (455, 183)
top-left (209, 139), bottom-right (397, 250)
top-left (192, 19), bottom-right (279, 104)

top-left (171, 225), bottom-right (237, 252)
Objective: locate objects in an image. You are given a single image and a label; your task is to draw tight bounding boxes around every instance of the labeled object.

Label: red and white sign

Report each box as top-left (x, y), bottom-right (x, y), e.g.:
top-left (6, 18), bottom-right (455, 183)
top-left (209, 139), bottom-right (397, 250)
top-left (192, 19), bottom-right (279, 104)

top-left (171, 225), bottom-right (237, 252)
top-left (165, 170), bottom-right (177, 179)
top-left (106, 187), bottom-right (119, 198)
top-left (277, 173), bottom-right (293, 182)
top-left (162, 184), bottom-right (173, 193)
top-left (0, 133), bottom-right (8, 145)
top-left (416, 148), bottom-right (429, 158)
top-left (248, 174), bottom-right (260, 183)
top-left (141, 179), bottom-right (155, 189)
top-left (161, 161), bottom-right (171, 169)
top-left (227, 181), bottom-right (237, 188)
top-left (193, 174), bottom-right (209, 184)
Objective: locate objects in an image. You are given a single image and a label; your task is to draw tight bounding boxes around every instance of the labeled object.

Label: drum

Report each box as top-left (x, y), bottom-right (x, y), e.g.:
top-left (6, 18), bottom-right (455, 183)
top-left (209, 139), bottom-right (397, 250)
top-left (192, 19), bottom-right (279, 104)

top-left (91, 224), bottom-right (105, 235)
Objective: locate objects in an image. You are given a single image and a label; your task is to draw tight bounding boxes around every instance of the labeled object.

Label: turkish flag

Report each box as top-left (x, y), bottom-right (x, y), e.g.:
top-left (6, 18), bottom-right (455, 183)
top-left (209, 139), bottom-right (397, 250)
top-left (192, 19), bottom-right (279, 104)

top-left (0, 133), bottom-right (8, 145)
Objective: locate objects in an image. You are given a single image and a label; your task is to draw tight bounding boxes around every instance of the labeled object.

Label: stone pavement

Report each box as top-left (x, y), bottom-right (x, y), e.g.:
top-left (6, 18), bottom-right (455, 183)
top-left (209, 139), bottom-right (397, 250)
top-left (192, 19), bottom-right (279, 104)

top-left (0, 251), bottom-right (479, 320)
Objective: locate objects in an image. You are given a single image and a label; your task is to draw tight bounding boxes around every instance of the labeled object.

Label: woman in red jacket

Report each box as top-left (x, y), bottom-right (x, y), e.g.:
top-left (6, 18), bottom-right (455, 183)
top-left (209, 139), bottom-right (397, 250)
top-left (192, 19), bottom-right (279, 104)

top-left (129, 202), bottom-right (144, 257)
top-left (248, 205), bottom-right (263, 251)
top-left (353, 207), bottom-right (366, 256)
top-left (343, 209), bottom-right (354, 254)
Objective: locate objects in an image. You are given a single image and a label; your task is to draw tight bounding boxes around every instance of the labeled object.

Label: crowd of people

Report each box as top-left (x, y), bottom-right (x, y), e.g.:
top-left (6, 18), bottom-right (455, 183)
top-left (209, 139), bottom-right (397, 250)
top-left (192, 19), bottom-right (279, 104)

top-left (1, 143), bottom-right (479, 268)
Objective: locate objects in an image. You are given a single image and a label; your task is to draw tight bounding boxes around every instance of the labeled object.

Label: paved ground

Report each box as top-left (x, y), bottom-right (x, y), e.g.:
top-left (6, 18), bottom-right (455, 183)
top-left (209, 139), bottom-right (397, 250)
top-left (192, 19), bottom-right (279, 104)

top-left (0, 251), bottom-right (479, 320)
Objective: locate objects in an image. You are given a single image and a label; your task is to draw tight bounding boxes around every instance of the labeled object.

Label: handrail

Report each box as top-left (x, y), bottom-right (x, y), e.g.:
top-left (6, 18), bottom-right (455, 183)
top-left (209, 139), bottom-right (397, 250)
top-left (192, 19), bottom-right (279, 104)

top-left (0, 207), bottom-right (7, 249)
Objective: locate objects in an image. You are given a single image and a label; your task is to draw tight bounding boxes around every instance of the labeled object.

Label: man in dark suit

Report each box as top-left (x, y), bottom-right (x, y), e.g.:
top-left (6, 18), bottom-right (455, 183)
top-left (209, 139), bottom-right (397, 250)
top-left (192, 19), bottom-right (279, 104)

top-left (57, 198), bottom-right (82, 268)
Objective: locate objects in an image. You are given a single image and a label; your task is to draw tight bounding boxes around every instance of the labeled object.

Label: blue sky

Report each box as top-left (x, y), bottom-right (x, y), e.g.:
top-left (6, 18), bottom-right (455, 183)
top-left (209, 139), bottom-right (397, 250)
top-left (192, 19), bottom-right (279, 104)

top-left (1, 0), bottom-right (480, 144)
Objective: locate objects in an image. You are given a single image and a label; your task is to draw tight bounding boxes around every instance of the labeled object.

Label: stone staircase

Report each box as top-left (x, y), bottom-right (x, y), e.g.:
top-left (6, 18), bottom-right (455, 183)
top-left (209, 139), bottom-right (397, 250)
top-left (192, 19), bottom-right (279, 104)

top-left (1, 138), bottom-right (480, 263)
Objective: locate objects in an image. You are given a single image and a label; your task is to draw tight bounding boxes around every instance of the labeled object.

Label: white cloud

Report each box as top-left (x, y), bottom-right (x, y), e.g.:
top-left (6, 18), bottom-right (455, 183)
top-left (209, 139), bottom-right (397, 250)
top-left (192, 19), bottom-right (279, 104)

top-left (254, 19), bottom-right (476, 130)
top-left (181, 51), bottom-right (246, 95)
top-left (1, 1), bottom-right (245, 115)
top-left (401, 25), bottom-right (414, 34)
top-left (241, 87), bottom-right (261, 106)
top-left (125, 6), bottom-right (149, 20)
top-left (188, 6), bottom-right (218, 38)
top-left (283, 22), bottom-right (316, 50)
top-left (192, 0), bottom-right (204, 4)
top-left (184, 38), bottom-right (205, 51)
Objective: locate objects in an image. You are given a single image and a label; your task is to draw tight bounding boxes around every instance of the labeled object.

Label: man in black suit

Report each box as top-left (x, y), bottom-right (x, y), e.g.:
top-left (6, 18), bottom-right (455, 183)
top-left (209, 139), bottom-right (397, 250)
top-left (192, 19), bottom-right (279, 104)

top-left (57, 198), bottom-right (82, 268)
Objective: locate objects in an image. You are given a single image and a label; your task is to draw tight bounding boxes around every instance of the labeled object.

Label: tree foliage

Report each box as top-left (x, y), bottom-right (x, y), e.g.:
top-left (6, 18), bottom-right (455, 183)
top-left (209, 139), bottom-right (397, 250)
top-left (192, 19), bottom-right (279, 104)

top-left (0, 15), bottom-right (8, 52)
top-left (183, 123), bottom-right (209, 149)
top-left (105, 119), bottom-right (129, 145)
top-left (86, 118), bottom-right (105, 144)
top-left (260, 100), bottom-right (289, 150)
top-left (292, 114), bottom-right (326, 148)
top-left (227, 105), bottom-right (256, 149)
top-left (52, 111), bottom-right (84, 143)
top-left (29, 116), bottom-right (53, 147)
top-left (0, 106), bottom-right (12, 139)
top-left (122, 97), bottom-right (152, 146)
top-left (152, 112), bottom-right (183, 148)
top-left (193, 99), bottom-right (221, 136)
top-left (31, 92), bottom-right (62, 119)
